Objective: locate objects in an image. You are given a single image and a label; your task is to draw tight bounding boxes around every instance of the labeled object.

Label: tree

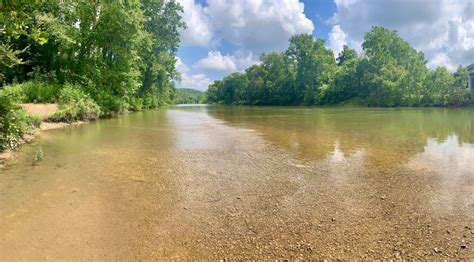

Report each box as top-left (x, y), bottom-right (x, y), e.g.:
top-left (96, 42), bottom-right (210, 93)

top-left (285, 34), bottom-right (336, 105)
top-left (139, 0), bottom-right (185, 108)
top-left (336, 45), bottom-right (358, 66)
top-left (361, 26), bottom-right (428, 106)
top-left (205, 26), bottom-right (472, 107)
top-left (424, 67), bottom-right (454, 105)
top-left (206, 80), bottom-right (224, 104)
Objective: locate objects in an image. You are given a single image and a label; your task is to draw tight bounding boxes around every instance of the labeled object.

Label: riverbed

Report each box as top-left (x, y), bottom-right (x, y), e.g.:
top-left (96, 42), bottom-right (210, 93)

top-left (0, 105), bottom-right (473, 260)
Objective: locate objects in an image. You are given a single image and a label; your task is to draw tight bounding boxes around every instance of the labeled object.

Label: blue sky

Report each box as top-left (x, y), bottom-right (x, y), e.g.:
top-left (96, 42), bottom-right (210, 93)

top-left (176, 0), bottom-right (474, 91)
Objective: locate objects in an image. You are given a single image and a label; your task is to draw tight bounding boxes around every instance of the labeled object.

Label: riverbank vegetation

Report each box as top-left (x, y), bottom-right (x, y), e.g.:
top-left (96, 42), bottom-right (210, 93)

top-left (206, 27), bottom-right (471, 107)
top-left (0, 0), bottom-right (185, 151)
top-left (175, 88), bottom-right (206, 104)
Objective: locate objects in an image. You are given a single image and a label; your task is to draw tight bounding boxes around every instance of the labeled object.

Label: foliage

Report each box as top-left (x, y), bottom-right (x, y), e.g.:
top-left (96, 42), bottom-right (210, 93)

top-left (175, 88), bottom-right (205, 104)
top-left (48, 85), bottom-right (101, 123)
top-left (0, 0), bottom-right (186, 150)
top-left (1, 84), bottom-right (27, 103)
top-left (0, 91), bottom-right (40, 151)
top-left (207, 27), bottom-right (472, 107)
top-left (1, 0), bottom-right (185, 111)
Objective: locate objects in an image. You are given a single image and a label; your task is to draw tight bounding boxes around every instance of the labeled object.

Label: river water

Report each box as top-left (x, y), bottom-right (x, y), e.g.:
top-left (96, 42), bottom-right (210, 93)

top-left (0, 105), bottom-right (473, 259)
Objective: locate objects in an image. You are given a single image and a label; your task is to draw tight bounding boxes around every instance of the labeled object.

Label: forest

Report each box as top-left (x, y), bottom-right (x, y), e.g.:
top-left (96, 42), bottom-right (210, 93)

top-left (0, 0), bottom-right (185, 151)
top-left (175, 88), bottom-right (205, 104)
top-left (206, 27), bottom-right (472, 107)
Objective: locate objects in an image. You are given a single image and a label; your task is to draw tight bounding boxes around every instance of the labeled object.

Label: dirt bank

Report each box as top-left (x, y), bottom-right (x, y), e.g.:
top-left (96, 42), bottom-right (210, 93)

top-left (20, 103), bottom-right (58, 119)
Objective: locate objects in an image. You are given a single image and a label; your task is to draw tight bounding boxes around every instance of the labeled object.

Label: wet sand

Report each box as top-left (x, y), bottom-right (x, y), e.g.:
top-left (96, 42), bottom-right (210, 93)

top-left (0, 106), bottom-right (473, 260)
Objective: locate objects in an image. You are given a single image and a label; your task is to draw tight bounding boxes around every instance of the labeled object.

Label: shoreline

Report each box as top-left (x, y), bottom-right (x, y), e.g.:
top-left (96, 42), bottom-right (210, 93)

top-left (0, 121), bottom-right (85, 169)
top-left (0, 102), bottom-right (87, 169)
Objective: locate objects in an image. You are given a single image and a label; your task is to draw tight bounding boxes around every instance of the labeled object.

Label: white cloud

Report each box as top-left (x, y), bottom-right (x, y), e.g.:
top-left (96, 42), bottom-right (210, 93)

top-left (194, 50), bottom-right (259, 73)
top-left (330, 0), bottom-right (474, 71)
top-left (205, 0), bottom-right (314, 53)
top-left (176, 57), bottom-right (190, 74)
top-left (177, 0), bottom-right (213, 46)
top-left (427, 53), bottom-right (457, 72)
top-left (176, 58), bottom-right (212, 91)
top-left (179, 73), bottom-right (212, 91)
top-left (177, 0), bottom-right (314, 52)
top-left (328, 25), bottom-right (347, 56)
top-left (194, 51), bottom-right (237, 72)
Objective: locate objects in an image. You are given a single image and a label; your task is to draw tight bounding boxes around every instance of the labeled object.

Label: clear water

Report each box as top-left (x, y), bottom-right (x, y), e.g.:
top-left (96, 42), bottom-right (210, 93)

top-left (1, 106), bottom-right (473, 259)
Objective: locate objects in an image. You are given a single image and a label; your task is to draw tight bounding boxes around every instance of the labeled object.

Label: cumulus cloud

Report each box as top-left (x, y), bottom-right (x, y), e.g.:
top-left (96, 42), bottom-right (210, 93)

top-left (328, 25), bottom-right (347, 56)
top-left (330, 0), bottom-right (474, 70)
top-left (194, 51), bottom-right (259, 73)
top-left (427, 53), bottom-right (457, 72)
top-left (178, 0), bottom-right (314, 52)
top-left (194, 51), bottom-right (238, 72)
top-left (176, 58), bottom-right (212, 91)
top-left (205, 0), bottom-right (314, 53)
top-left (177, 0), bottom-right (213, 46)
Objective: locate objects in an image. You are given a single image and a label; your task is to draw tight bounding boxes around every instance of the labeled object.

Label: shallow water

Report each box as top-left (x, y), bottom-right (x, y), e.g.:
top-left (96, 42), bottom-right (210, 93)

top-left (0, 105), bottom-right (473, 260)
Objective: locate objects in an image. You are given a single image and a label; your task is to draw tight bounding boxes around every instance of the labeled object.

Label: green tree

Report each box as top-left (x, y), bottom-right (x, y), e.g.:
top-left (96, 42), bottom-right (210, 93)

top-left (336, 45), bottom-right (358, 66)
top-left (285, 34), bottom-right (336, 105)
top-left (361, 26), bottom-right (428, 106)
top-left (139, 0), bottom-right (185, 108)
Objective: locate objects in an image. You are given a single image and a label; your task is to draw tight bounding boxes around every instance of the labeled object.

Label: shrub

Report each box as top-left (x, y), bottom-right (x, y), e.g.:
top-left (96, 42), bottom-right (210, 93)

top-left (1, 81), bottom-right (61, 103)
top-left (0, 92), bottom-right (40, 151)
top-left (128, 96), bottom-right (143, 111)
top-left (22, 81), bottom-right (61, 103)
top-left (94, 92), bottom-right (126, 116)
top-left (48, 85), bottom-right (101, 123)
top-left (1, 84), bottom-right (27, 103)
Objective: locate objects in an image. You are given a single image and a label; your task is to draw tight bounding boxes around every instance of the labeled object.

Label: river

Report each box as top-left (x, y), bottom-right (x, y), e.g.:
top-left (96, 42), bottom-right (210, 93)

top-left (0, 105), bottom-right (473, 260)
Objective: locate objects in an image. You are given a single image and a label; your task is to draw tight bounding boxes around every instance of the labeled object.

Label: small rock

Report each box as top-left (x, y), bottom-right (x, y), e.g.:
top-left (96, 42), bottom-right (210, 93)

top-left (380, 196), bottom-right (386, 200)
top-left (460, 244), bottom-right (467, 249)
top-left (331, 217), bottom-right (336, 222)
top-left (434, 247), bottom-right (441, 253)
top-left (183, 207), bottom-right (189, 210)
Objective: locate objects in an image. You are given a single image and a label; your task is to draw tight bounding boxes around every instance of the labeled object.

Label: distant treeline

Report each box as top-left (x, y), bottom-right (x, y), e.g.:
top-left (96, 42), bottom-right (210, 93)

top-left (175, 88), bottom-right (205, 104)
top-left (206, 26), bottom-right (471, 107)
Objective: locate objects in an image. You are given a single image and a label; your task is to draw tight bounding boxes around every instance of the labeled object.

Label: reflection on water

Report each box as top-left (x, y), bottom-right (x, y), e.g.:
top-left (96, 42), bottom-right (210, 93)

top-left (410, 135), bottom-right (474, 174)
top-left (205, 106), bottom-right (474, 168)
top-left (409, 135), bottom-right (474, 213)
top-left (0, 105), bottom-right (473, 260)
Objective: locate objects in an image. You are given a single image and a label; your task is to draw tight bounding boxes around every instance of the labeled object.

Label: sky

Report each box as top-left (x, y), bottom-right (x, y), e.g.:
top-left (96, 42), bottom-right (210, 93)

top-left (175, 0), bottom-right (474, 91)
